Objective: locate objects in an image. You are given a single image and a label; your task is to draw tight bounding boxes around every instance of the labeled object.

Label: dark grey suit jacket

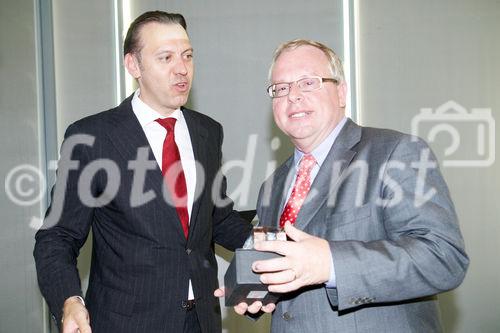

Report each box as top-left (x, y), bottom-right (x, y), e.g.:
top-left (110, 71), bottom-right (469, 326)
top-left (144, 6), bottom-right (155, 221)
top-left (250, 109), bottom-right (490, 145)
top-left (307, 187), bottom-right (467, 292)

top-left (34, 95), bottom-right (252, 332)
top-left (257, 119), bottom-right (468, 332)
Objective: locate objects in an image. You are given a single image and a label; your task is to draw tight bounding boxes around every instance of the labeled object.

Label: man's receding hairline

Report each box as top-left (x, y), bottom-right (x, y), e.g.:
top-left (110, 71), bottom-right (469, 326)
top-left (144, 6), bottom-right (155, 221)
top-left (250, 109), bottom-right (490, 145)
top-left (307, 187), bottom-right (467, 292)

top-left (271, 44), bottom-right (334, 79)
top-left (133, 21), bottom-right (189, 56)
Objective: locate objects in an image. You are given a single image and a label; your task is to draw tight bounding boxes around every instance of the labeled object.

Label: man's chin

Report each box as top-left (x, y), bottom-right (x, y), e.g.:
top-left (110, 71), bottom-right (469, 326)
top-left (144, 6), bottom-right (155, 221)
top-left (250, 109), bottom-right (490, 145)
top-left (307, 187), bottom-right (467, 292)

top-left (166, 96), bottom-right (190, 110)
top-left (287, 127), bottom-right (313, 140)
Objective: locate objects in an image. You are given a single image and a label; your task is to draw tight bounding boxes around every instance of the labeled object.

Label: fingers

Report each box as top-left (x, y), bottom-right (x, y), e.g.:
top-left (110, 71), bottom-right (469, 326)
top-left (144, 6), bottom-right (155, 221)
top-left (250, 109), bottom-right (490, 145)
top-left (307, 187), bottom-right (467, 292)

top-left (253, 240), bottom-right (290, 255)
top-left (253, 256), bottom-right (290, 273)
top-left (79, 323), bottom-right (92, 333)
top-left (261, 302), bottom-right (276, 313)
top-left (234, 302), bottom-right (249, 315)
top-left (260, 269), bottom-right (296, 285)
top-left (267, 278), bottom-right (303, 293)
top-left (246, 301), bottom-right (263, 314)
top-left (62, 316), bottom-right (91, 333)
top-left (233, 300), bottom-right (275, 315)
top-left (253, 224), bottom-right (313, 254)
top-left (213, 288), bottom-right (225, 297)
top-left (283, 222), bottom-right (309, 241)
top-left (73, 312), bottom-right (91, 333)
top-left (216, 288), bottom-right (266, 315)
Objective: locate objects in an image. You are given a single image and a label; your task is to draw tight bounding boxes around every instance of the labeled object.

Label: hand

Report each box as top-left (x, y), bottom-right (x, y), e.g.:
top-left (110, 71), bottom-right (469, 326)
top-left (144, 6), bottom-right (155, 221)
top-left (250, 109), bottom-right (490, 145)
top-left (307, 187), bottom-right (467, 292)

top-left (61, 296), bottom-right (92, 333)
top-left (214, 288), bottom-right (275, 315)
top-left (253, 222), bottom-right (332, 293)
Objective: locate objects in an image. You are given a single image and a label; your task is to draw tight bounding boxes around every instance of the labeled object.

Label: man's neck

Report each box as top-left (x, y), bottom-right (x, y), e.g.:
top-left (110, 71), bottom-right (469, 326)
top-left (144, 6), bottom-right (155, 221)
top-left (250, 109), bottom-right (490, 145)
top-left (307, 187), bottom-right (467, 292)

top-left (137, 92), bottom-right (177, 117)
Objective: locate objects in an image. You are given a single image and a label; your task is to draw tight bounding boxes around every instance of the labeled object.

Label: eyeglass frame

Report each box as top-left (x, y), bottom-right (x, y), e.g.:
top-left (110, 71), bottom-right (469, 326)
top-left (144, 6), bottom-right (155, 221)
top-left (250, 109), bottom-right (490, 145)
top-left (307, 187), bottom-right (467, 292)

top-left (266, 76), bottom-right (338, 98)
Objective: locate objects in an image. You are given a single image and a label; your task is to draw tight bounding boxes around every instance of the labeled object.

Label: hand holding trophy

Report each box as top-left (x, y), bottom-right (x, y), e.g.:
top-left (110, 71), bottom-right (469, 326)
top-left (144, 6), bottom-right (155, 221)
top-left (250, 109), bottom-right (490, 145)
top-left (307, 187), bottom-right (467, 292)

top-left (223, 226), bottom-right (286, 306)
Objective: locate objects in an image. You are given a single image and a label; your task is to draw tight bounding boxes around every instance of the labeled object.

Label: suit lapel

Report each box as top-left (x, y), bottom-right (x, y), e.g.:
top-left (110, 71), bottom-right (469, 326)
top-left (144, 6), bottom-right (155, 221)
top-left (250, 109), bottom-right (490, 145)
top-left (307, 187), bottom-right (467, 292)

top-left (260, 157), bottom-right (295, 227)
top-left (107, 96), bottom-right (187, 241)
top-left (295, 119), bottom-right (361, 231)
top-left (107, 95), bottom-right (165, 195)
top-left (182, 108), bottom-right (208, 241)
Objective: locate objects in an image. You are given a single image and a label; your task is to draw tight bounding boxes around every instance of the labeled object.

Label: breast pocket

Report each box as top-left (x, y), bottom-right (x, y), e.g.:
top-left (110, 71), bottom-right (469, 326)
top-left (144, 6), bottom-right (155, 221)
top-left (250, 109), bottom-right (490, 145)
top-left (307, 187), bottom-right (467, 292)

top-left (330, 204), bottom-right (372, 227)
top-left (325, 204), bottom-right (374, 240)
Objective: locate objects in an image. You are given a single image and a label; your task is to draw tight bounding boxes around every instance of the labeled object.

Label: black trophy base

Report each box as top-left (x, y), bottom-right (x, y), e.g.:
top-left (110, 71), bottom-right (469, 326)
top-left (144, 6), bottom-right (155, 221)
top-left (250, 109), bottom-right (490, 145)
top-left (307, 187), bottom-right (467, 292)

top-left (224, 249), bottom-right (281, 307)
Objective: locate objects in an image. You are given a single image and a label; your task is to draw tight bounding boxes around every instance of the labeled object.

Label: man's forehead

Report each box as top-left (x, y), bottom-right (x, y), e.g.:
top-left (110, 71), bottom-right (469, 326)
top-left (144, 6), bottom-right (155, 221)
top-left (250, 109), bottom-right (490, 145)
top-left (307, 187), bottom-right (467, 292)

top-left (140, 22), bottom-right (190, 43)
top-left (272, 46), bottom-right (329, 80)
top-left (278, 45), bottom-right (326, 63)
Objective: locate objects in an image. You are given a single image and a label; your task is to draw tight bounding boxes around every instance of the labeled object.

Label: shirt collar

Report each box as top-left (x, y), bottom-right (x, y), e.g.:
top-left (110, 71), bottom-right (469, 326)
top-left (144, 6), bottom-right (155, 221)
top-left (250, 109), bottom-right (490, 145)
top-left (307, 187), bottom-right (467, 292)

top-left (131, 89), bottom-right (182, 127)
top-left (293, 116), bottom-right (348, 168)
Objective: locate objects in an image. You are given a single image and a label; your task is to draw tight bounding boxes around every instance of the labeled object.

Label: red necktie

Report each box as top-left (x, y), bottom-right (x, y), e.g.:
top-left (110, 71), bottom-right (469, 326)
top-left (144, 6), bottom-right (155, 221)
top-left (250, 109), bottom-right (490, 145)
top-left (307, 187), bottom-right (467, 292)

top-left (279, 154), bottom-right (316, 228)
top-left (156, 118), bottom-right (189, 238)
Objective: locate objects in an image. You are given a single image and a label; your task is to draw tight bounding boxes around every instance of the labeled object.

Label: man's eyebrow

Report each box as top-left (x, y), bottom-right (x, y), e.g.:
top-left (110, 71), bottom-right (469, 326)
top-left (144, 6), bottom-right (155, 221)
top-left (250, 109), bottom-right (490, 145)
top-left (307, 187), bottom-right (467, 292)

top-left (155, 49), bottom-right (174, 56)
top-left (155, 47), bottom-right (193, 56)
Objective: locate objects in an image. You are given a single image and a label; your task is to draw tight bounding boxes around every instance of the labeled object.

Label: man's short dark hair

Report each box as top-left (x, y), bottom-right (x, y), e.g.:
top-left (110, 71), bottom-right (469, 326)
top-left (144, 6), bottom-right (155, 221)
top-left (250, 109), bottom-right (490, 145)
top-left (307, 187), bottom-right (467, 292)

top-left (123, 11), bottom-right (187, 57)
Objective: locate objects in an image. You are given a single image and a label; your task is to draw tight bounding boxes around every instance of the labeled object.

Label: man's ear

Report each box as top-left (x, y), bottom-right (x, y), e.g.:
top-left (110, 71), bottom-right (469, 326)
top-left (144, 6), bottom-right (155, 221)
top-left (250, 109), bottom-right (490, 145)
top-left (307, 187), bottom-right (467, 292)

top-left (124, 53), bottom-right (141, 79)
top-left (337, 80), bottom-right (348, 108)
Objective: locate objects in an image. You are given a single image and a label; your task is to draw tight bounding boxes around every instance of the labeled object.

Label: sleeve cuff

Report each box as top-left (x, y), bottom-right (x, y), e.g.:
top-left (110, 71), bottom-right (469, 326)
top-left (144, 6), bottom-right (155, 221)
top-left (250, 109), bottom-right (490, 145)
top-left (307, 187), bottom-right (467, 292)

top-left (69, 295), bottom-right (85, 306)
top-left (325, 252), bottom-right (336, 288)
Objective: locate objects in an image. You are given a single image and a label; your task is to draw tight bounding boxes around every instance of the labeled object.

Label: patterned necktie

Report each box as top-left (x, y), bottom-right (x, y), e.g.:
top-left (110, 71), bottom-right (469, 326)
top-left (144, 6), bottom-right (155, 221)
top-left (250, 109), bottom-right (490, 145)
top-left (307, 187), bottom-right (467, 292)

top-left (156, 118), bottom-right (189, 239)
top-left (279, 154), bottom-right (316, 228)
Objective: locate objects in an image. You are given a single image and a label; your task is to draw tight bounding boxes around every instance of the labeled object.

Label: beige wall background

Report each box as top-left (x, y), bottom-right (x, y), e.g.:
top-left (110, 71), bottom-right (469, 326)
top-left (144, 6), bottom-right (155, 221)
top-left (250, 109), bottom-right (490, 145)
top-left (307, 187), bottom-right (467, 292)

top-left (358, 2), bottom-right (500, 332)
top-left (1, 1), bottom-right (498, 332)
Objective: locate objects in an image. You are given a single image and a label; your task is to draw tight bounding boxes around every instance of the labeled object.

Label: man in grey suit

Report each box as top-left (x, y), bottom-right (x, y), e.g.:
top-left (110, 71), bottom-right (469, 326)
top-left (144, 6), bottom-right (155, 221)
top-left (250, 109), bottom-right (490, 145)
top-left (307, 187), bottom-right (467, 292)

top-left (226, 39), bottom-right (469, 332)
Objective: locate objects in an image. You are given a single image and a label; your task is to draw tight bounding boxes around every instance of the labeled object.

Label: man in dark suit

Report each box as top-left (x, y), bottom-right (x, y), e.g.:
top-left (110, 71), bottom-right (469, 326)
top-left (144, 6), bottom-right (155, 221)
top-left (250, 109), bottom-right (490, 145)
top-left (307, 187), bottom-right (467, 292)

top-left (223, 39), bottom-right (469, 332)
top-left (34, 11), bottom-right (252, 333)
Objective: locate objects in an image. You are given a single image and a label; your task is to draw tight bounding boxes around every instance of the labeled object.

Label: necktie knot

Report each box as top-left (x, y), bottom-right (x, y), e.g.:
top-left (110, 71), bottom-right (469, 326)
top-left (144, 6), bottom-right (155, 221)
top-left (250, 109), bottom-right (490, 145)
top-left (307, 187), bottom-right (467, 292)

top-left (298, 154), bottom-right (316, 175)
top-left (156, 117), bottom-right (177, 133)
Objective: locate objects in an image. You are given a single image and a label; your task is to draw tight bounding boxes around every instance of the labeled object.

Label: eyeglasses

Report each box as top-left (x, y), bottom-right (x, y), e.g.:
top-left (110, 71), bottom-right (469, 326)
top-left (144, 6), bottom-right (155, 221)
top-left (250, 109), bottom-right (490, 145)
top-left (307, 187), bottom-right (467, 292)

top-left (267, 76), bottom-right (338, 98)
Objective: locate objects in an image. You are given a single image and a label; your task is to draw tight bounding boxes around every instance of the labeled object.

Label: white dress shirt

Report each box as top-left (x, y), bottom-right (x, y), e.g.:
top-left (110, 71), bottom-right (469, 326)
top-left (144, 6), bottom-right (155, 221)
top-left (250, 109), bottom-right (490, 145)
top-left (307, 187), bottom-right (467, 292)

top-left (131, 89), bottom-right (196, 300)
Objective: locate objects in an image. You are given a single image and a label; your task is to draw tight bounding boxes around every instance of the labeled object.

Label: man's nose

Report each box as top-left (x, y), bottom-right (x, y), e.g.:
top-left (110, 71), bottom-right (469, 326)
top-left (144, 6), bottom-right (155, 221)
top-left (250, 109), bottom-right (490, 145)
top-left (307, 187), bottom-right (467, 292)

top-left (174, 57), bottom-right (188, 75)
top-left (287, 83), bottom-right (303, 103)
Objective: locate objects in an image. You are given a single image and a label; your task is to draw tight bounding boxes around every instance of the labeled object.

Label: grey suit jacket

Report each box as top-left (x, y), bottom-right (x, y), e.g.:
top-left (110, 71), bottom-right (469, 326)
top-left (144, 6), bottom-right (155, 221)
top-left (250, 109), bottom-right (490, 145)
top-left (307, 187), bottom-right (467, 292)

top-left (257, 119), bottom-right (468, 333)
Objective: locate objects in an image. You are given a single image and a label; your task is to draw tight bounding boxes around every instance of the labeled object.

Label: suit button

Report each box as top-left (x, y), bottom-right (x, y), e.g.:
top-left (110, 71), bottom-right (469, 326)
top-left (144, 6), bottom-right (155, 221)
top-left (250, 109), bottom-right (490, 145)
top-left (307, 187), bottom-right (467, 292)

top-left (186, 248), bottom-right (192, 255)
top-left (181, 300), bottom-right (196, 310)
top-left (282, 312), bottom-right (292, 321)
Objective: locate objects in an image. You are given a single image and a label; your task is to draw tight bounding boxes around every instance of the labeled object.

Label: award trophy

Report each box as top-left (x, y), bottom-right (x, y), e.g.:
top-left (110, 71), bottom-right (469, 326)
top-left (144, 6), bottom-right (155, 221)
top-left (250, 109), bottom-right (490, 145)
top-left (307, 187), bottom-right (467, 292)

top-left (224, 226), bottom-right (285, 306)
